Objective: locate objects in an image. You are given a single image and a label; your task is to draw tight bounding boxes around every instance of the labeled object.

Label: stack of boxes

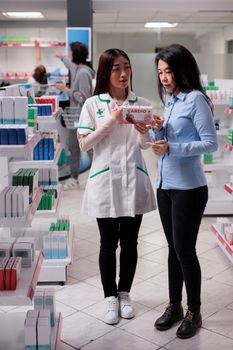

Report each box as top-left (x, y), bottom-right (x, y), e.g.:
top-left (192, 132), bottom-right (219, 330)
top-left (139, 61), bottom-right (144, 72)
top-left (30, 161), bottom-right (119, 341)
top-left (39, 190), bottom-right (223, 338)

top-left (25, 288), bottom-right (56, 350)
top-left (33, 136), bottom-right (54, 160)
top-left (12, 168), bottom-right (39, 202)
top-left (0, 186), bottom-right (29, 217)
top-left (43, 218), bottom-right (70, 259)
top-left (227, 130), bottom-right (233, 146)
top-left (216, 217), bottom-right (233, 246)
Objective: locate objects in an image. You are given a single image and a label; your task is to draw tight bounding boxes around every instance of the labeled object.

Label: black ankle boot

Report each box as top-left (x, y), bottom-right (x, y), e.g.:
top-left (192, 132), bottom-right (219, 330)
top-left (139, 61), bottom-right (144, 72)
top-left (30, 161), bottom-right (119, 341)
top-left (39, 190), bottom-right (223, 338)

top-left (154, 303), bottom-right (184, 331)
top-left (176, 310), bottom-right (202, 339)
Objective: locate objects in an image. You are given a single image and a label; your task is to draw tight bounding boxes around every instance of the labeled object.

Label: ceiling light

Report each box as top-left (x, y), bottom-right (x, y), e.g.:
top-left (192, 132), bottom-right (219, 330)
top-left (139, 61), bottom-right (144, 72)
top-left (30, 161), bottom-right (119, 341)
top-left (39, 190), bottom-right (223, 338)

top-left (2, 12), bottom-right (44, 19)
top-left (145, 22), bottom-right (178, 28)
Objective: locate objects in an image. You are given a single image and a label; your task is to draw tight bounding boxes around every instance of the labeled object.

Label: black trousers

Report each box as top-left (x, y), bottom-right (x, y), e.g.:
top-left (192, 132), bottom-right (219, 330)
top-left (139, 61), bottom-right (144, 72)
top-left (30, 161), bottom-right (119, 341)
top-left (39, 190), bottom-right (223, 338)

top-left (157, 186), bottom-right (208, 312)
top-left (97, 215), bottom-right (143, 298)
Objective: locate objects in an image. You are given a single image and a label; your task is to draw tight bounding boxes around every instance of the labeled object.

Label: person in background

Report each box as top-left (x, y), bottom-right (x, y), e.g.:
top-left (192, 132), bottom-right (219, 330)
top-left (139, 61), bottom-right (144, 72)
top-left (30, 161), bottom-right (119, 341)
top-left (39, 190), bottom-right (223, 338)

top-left (77, 48), bottom-right (156, 325)
top-left (28, 41), bottom-right (48, 96)
top-left (149, 44), bottom-right (218, 339)
top-left (55, 41), bottom-right (95, 190)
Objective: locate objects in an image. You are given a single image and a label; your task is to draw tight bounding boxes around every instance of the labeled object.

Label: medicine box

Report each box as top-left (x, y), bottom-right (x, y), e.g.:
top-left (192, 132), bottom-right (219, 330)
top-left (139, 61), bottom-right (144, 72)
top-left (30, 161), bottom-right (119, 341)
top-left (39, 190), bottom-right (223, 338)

top-left (122, 105), bottom-right (153, 124)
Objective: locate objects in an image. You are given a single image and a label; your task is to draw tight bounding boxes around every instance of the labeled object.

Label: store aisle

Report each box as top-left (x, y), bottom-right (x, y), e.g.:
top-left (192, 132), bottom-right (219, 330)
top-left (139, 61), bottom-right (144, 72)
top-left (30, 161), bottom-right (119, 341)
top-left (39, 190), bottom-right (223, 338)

top-left (55, 148), bottom-right (233, 350)
top-left (2, 150), bottom-right (233, 350)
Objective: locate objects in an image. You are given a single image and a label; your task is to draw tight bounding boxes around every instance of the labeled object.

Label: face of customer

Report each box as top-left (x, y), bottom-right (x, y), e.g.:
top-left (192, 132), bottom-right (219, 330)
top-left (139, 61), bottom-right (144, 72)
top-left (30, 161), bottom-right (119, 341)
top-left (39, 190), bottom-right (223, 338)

top-left (109, 56), bottom-right (131, 93)
top-left (158, 59), bottom-right (178, 95)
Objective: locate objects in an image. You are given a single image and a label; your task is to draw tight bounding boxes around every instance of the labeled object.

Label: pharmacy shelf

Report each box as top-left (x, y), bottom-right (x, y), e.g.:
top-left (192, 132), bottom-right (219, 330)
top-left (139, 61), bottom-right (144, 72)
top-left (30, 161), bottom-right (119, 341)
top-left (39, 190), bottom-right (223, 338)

top-left (204, 185), bottom-right (233, 215)
top-left (0, 132), bottom-right (41, 158)
top-left (0, 42), bottom-right (65, 47)
top-left (203, 161), bottom-right (233, 171)
top-left (37, 108), bottom-right (62, 132)
top-left (35, 184), bottom-right (62, 218)
top-left (9, 142), bottom-right (62, 171)
top-left (12, 224), bottom-right (75, 284)
top-left (225, 107), bottom-right (233, 115)
top-left (0, 188), bottom-right (43, 228)
top-left (39, 224), bottom-right (75, 284)
top-left (211, 224), bottom-right (233, 264)
top-left (217, 128), bottom-right (228, 136)
top-left (0, 251), bottom-right (43, 305)
top-left (224, 143), bottom-right (233, 151)
top-left (0, 312), bottom-right (62, 350)
top-left (224, 183), bottom-right (233, 194)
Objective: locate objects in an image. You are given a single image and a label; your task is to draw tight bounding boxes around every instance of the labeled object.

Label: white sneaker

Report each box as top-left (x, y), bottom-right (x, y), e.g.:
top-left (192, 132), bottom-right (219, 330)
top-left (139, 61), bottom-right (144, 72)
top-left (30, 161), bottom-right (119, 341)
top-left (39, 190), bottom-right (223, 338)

top-left (118, 291), bottom-right (135, 319)
top-left (63, 178), bottom-right (79, 190)
top-left (104, 296), bottom-right (119, 325)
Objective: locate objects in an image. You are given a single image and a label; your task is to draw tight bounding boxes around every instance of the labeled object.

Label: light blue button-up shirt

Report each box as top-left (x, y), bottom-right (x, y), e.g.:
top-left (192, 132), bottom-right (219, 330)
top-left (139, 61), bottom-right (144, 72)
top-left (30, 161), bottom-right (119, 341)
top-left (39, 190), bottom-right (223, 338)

top-left (151, 90), bottom-right (218, 189)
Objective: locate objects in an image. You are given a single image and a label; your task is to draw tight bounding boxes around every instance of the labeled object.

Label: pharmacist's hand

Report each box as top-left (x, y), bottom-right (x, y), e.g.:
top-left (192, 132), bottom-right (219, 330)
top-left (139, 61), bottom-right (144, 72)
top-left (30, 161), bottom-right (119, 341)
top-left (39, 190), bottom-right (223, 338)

top-left (134, 123), bottom-right (149, 134)
top-left (110, 106), bottom-right (123, 123)
top-left (151, 115), bottom-right (164, 131)
top-left (55, 51), bottom-right (62, 58)
top-left (146, 140), bottom-right (169, 156)
top-left (54, 83), bottom-right (69, 93)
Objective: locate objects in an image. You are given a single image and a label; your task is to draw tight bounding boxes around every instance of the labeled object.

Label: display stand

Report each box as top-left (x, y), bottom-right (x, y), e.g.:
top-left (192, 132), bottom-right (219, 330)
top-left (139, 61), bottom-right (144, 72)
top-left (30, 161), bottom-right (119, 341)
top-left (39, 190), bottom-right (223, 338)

top-left (211, 224), bottom-right (233, 264)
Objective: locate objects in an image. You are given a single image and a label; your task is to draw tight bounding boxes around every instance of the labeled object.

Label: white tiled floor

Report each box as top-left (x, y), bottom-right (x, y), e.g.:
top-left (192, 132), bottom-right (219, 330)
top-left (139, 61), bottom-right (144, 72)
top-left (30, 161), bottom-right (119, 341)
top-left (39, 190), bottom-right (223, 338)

top-left (3, 150), bottom-right (233, 349)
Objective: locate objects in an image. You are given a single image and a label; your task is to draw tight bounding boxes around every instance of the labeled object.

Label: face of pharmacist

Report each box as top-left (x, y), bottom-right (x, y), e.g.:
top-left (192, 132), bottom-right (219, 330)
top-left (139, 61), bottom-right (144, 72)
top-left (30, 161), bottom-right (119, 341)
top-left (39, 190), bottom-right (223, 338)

top-left (109, 56), bottom-right (131, 91)
top-left (158, 59), bottom-right (178, 95)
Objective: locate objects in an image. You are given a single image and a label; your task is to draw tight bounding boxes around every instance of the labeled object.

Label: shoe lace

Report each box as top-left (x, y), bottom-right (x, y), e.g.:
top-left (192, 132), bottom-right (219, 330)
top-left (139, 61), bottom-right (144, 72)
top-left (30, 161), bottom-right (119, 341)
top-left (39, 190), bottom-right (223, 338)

top-left (107, 299), bottom-right (118, 311)
top-left (184, 310), bottom-right (193, 322)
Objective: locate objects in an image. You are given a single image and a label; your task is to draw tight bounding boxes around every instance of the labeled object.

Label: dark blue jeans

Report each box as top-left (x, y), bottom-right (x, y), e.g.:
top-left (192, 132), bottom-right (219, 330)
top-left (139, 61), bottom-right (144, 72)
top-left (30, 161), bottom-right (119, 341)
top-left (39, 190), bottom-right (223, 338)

top-left (97, 215), bottom-right (142, 297)
top-left (157, 186), bottom-right (208, 311)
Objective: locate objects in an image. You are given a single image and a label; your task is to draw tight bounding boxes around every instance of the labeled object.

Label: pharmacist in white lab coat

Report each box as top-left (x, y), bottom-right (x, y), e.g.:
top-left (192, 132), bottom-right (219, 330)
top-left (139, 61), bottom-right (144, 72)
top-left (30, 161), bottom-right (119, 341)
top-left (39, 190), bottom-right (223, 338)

top-left (78, 48), bottom-right (156, 325)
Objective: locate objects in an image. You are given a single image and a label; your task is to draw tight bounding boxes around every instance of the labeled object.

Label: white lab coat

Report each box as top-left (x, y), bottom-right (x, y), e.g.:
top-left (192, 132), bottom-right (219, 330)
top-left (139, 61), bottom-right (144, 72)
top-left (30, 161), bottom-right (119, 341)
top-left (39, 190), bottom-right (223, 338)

top-left (78, 92), bottom-right (156, 218)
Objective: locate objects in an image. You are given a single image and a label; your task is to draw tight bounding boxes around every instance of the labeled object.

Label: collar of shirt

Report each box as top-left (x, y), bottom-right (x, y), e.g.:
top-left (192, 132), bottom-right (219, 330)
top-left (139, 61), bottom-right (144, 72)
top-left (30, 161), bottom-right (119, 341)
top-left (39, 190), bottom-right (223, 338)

top-left (98, 91), bottom-right (138, 105)
top-left (166, 91), bottom-right (187, 107)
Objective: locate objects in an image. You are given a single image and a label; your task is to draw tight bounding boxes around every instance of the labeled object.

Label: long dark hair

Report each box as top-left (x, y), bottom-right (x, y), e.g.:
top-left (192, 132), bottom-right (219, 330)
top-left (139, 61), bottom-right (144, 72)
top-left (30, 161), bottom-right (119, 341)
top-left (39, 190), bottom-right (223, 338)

top-left (155, 44), bottom-right (211, 106)
top-left (94, 48), bottom-right (133, 97)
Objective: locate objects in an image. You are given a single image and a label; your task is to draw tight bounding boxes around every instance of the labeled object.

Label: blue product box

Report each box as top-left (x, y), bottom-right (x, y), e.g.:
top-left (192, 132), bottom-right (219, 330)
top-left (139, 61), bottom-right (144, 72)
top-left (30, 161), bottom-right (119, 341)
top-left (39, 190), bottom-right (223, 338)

top-left (8, 128), bottom-right (17, 145)
top-left (33, 143), bottom-right (39, 160)
top-left (0, 128), bottom-right (9, 145)
top-left (16, 128), bottom-right (26, 145)
top-left (43, 138), bottom-right (49, 160)
top-left (38, 139), bottom-right (44, 160)
top-left (48, 138), bottom-right (54, 160)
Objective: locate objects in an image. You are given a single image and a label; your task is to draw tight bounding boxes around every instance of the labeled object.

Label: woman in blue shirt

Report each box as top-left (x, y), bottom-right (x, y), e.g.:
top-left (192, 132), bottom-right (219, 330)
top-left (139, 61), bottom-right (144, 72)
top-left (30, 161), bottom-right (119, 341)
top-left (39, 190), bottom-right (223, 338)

top-left (150, 44), bottom-right (218, 339)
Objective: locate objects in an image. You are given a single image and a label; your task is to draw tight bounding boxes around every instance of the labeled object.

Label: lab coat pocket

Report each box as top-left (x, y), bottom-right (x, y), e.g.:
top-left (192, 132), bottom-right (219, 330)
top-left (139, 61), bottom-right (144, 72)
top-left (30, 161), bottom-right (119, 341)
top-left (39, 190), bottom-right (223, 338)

top-left (87, 166), bottom-right (110, 213)
top-left (135, 165), bottom-right (155, 212)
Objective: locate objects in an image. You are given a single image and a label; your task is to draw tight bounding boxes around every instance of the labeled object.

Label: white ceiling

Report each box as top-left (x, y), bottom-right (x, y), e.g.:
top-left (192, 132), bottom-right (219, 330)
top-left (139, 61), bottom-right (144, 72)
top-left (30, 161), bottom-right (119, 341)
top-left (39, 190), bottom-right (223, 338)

top-left (0, 0), bottom-right (233, 36)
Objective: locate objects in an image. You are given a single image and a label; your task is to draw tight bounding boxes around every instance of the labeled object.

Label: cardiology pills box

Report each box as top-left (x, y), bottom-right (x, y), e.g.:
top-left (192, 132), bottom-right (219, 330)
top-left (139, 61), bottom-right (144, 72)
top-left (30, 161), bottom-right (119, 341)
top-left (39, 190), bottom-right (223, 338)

top-left (122, 105), bottom-right (153, 124)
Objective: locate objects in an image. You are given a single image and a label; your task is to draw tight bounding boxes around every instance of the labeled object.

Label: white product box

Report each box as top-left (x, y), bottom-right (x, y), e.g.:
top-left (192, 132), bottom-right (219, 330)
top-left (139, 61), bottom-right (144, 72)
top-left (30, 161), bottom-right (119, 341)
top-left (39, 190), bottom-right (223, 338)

top-left (42, 168), bottom-right (50, 186)
top-left (0, 242), bottom-right (13, 258)
top-left (14, 96), bottom-right (28, 124)
top-left (43, 235), bottom-right (51, 259)
top-left (2, 97), bottom-right (14, 124)
top-left (37, 317), bottom-right (51, 349)
top-left (17, 185), bottom-right (29, 217)
top-left (51, 234), bottom-right (59, 259)
top-left (58, 233), bottom-right (67, 259)
top-left (44, 289), bottom-right (55, 327)
top-left (34, 289), bottom-right (45, 310)
top-left (5, 187), bottom-right (16, 217)
top-left (49, 168), bottom-right (58, 185)
top-left (17, 236), bottom-right (35, 261)
top-left (26, 309), bottom-right (39, 319)
top-left (12, 186), bottom-right (21, 217)
top-left (0, 186), bottom-right (11, 217)
top-left (122, 105), bottom-right (153, 124)
top-left (39, 309), bottom-right (50, 320)
top-left (24, 317), bottom-right (37, 348)
top-left (12, 242), bottom-right (33, 267)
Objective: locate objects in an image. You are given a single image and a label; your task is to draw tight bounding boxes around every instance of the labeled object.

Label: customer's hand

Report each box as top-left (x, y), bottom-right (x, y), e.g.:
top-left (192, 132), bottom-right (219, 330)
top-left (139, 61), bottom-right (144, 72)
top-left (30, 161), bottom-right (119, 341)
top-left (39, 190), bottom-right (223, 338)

top-left (54, 83), bottom-right (69, 93)
top-left (147, 140), bottom-right (169, 156)
top-left (151, 115), bottom-right (164, 131)
top-left (55, 51), bottom-right (62, 58)
top-left (134, 123), bottom-right (149, 134)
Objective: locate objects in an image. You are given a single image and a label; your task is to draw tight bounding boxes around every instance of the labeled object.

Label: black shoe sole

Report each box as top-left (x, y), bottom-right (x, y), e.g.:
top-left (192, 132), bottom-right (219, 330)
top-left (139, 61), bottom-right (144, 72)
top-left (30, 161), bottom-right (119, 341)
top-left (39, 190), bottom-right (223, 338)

top-left (176, 320), bottom-right (202, 339)
top-left (155, 314), bottom-right (184, 331)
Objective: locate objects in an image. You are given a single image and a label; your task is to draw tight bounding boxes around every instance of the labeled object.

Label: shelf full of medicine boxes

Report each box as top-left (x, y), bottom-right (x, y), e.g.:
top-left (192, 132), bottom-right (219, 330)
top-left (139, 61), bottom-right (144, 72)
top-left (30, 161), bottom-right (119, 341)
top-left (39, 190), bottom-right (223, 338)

top-left (211, 224), bottom-right (233, 264)
top-left (202, 140), bottom-right (233, 215)
top-left (11, 222), bottom-right (75, 284)
top-left (0, 311), bottom-right (62, 350)
top-left (36, 108), bottom-right (63, 133)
